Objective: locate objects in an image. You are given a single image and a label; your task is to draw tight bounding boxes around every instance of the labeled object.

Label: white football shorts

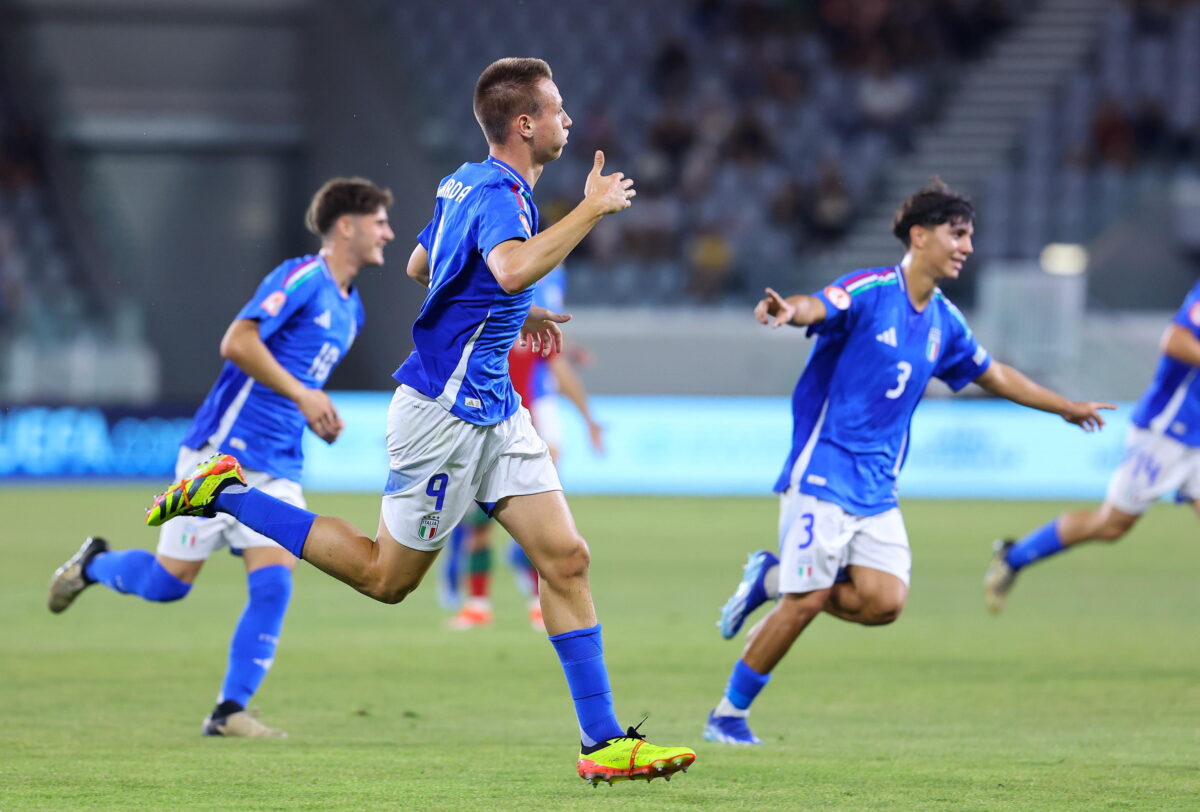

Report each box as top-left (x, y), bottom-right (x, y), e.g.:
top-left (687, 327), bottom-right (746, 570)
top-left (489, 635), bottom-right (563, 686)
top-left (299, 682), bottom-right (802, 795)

top-left (776, 489), bottom-right (912, 594)
top-left (381, 385), bottom-right (562, 552)
top-left (156, 444), bottom-right (302, 561)
top-left (1105, 426), bottom-right (1200, 514)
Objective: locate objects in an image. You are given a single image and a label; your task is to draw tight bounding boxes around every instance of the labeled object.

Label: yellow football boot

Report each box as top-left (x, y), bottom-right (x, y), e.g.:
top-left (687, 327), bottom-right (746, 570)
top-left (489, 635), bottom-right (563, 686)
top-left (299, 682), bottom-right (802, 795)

top-left (577, 722), bottom-right (696, 786)
top-left (145, 453), bottom-right (246, 527)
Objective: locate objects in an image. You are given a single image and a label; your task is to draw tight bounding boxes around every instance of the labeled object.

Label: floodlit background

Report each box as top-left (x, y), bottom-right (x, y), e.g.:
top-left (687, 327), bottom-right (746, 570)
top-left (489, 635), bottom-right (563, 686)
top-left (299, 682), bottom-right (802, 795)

top-left (0, 0), bottom-right (1197, 495)
top-left (3, 4), bottom-right (1200, 809)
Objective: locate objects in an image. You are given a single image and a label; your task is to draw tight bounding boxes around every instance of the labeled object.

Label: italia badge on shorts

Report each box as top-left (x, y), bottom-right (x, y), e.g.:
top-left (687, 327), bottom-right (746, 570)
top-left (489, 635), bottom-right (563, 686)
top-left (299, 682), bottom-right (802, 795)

top-left (926, 327), bottom-right (942, 362)
top-left (418, 513), bottom-right (440, 541)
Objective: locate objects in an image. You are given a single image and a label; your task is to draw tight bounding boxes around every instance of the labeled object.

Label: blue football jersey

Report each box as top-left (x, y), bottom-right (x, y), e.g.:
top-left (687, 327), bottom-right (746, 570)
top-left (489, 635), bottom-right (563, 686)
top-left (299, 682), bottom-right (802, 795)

top-left (182, 254), bottom-right (365, 481)
top-left (1130, 280), bottom-right (1200, 446)
top-left (394, 156), bottom-right (538, 426)
top-left (774, 265), bottom-right (992, 514)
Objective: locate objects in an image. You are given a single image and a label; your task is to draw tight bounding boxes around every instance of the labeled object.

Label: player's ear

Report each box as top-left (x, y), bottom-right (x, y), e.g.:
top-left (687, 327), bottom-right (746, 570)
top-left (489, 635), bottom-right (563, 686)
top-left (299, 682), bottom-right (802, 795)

top-left (909, 224), bottom-right (925, 249)
top-left (335, 214), bottom-right (356, 239)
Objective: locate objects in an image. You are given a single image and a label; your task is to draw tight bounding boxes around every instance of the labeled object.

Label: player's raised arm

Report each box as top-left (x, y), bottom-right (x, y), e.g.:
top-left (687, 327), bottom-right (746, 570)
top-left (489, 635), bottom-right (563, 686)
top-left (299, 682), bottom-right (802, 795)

top-left (973, 361), bottom-right (1115, 432)
top-left (753, 287), bottom-right (827, 329)
top-left (220, 318), bottom-right (343, 443)
top-left (406, 244), bottom-right (431, 287)
top-left (487, 151), bottom-right (634, 294)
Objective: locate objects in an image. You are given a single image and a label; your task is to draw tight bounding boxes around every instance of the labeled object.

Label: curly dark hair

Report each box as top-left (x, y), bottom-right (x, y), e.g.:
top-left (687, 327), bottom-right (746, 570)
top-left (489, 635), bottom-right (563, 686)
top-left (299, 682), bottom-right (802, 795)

top-left (892, 177), bottom-right (974, 247)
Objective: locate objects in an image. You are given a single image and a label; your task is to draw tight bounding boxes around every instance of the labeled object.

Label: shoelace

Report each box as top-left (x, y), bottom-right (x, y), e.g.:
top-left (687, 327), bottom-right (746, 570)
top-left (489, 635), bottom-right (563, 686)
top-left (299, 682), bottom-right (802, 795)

top-left (613, 716), bottom-right (649, 742)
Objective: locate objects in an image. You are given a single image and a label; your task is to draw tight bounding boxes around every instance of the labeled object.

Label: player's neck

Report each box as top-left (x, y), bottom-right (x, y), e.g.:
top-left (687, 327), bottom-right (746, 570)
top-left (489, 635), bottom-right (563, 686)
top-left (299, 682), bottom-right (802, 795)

top-left (488, 146), bottom-right (543, 188)
top-left (319, 247), bottom-right (358, 295)
top-left (900, 253), bottom-right (936, 309)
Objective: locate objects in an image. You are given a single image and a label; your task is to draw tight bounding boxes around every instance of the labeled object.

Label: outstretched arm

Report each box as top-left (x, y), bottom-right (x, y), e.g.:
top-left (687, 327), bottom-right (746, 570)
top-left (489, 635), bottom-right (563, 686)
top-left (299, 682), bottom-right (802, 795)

top-left (487, 151), bottom-right (635, 294)
top-left (753, 287), bottom-right (828, 328)
top-left (974, 361), bottom-right (1115, 432)
top-left (406, 244), bottom-right (430, 287)
top-left (548, 354), bottom-right (604, 454)
top-left (220, 319), bottom-right (343, 443)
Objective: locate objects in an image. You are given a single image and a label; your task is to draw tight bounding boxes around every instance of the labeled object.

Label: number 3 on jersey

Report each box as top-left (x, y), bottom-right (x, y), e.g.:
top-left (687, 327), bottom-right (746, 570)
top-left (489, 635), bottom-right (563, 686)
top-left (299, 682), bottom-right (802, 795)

top-left (884, 361), bottom-right (912, 399)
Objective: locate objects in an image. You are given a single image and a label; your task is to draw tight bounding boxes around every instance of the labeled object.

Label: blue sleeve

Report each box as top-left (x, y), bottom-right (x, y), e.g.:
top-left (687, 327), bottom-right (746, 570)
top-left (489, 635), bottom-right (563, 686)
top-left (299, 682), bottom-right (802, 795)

top-left (417, 217), bottom-right (436, 251)
top-left (934, 305), bottom-right (992, 391)
top-left (805, 272), bottom-right (860, 339)
top-left (1171, 283), bottom-right (1200, 335)
top-left (475, 181), bottom-right (532, 259)
top-left (235, 264), bottom-right (321, 342)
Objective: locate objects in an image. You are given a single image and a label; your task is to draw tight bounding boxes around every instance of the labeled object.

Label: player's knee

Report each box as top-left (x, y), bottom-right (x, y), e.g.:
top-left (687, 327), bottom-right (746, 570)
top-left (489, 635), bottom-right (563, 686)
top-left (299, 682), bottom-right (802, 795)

top-left (142, 561), bottom-right (193, 602)
top-left (539, 534), bottom-right (590, 585)
top-left (1096, 515), bottom-right (1136, 542)
top-left (861, 601), bottom-right (904, 626)
top-left (363, 571), bottom-right (421, 605)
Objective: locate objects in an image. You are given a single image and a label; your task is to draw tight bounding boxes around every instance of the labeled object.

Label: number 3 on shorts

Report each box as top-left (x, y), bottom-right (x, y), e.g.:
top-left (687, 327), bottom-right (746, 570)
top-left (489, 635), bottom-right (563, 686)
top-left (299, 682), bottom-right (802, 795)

top-left (797, 513), bottom-right (815, 549)
top-left (426, 473), bottom-right (448, 510)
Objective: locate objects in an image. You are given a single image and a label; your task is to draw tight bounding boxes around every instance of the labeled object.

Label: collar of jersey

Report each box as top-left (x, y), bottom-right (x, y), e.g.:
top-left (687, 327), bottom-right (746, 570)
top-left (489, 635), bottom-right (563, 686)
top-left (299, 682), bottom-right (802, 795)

top-left (486, 156), bottom-right (532, 194)
top-left (315, 253), bottom-right (354, 300)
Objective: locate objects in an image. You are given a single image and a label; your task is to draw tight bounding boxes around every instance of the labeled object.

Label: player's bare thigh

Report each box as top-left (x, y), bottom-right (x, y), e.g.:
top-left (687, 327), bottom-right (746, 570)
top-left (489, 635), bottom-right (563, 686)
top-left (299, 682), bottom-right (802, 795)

top-left (826, 565), bottom-right (908, 625)
top-left (367, 511), bottom-right (441, 602)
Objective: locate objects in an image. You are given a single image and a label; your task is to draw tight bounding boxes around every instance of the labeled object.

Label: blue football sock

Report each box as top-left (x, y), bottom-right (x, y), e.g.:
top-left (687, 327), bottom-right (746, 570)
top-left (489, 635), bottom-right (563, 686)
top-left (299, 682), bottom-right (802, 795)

top-left (1005, 520), bottom-right (1067, 571)
top-left (214, 487), bottom-right (316, 558)
top-left (725, 659), bottom-right (771, 711)
top-left (219, 565), bottom-right (293, 708)
top-left (85, 550), bottom-right (191, 602)
top-left (548, 624), bottom-right (624, 747)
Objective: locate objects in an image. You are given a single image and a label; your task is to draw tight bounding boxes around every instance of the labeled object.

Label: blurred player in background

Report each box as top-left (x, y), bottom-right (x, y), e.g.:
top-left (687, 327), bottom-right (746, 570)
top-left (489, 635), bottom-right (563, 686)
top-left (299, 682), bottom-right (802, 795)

top-left (985, 282), bottom-right (1200, 612)
top-left (142, 58), bottom-right (695, 784)
top-left (48, 178), bottom-right (394, 738)
top-left (703, 179), bottom-right (1115, 746)
top-left (446, 264), bottom-right (605, 632)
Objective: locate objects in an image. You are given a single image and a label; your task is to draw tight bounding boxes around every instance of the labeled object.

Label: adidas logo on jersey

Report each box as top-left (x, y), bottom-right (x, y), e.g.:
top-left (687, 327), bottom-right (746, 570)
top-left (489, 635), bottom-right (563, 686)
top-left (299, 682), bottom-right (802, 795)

top-left (313, 310), bottom-right (332, 329)
top-left (875, 327), bottom-right (898, 347)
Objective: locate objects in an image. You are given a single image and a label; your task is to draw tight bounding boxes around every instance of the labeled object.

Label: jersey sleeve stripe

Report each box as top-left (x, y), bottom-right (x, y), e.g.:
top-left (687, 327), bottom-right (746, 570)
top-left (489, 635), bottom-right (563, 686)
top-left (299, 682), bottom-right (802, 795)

top-left (283, 258), bottom-right (323, 292)
top-left (847, 272), bottom-right (898, 297)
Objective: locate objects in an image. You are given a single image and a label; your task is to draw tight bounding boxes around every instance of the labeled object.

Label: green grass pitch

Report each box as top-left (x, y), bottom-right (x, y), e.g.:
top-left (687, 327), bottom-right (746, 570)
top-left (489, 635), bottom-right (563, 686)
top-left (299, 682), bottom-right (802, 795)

top-left (2, 488), bottom-right (1198, 809)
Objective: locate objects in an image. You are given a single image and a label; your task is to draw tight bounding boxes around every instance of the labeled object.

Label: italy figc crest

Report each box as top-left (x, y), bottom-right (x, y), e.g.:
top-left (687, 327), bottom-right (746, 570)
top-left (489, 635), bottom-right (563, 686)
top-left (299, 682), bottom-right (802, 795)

top-left (921, 326), bottom-right (940, 362)
top-left (926, 327), bottom-right (942, 362)
top-left (418, 513), bottom-right (440, 541)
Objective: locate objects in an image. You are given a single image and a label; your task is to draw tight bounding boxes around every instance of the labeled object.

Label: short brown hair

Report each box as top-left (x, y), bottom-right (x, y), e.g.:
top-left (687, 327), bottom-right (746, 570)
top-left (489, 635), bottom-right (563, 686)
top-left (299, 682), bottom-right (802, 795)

top-left (892, 177), bottom-right (974, 247)
top-left (473, 57), bottom-right (553, 145)
top-left (305, 177), bottom-right (393, 237)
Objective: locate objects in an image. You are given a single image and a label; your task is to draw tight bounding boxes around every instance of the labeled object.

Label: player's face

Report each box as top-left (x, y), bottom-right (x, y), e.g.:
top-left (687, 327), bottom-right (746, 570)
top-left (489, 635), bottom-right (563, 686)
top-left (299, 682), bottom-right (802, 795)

top-left (920, 220), bottom-right (974, 280)
top-left (349, 206), bottom-right (394, 268)
top-left (529, 78), bottom-right (572, 163)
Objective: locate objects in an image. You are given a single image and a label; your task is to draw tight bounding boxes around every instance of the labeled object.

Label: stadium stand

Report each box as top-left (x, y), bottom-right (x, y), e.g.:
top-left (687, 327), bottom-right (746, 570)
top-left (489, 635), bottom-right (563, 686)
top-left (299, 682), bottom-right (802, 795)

top-left (360, 0), bottom-right (1034, 306)
top-left (0, 6), bottom-right (156, 403)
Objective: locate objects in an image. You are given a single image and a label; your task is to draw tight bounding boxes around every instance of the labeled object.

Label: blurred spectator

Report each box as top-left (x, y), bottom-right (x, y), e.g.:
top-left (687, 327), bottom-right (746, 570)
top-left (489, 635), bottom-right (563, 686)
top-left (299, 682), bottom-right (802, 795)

top-left (648, 102), bottom-right (695, 175)
top-left (801, 158), bottom-right (856, 243)
top-left (1091, 97), bottom-right (1137, 169)
top-left (685, 228), bottom-right (735, 303)
top-left (856, 48), bottom-right (918, 148)
top-left (651, 38), bottom-right (692, 100)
